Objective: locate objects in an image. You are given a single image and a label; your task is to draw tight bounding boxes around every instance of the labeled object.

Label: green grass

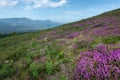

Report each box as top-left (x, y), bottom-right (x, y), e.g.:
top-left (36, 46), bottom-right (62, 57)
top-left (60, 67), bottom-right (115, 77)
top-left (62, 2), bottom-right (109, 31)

top-left (45, 61), bottom-right (59, 74)
top-left (29, 62), bottom-right (43, 79)
top-left (0, 31), bottom-right (71, 80)
top-left (60, 75), bottom-right (68, 80)
top-left (102, 36), bottom-right (120, 44)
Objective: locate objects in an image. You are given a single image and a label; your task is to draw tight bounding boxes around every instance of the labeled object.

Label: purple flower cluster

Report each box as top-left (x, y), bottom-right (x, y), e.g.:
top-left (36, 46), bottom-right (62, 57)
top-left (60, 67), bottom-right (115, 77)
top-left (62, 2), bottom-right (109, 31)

top-left (94, 26), bottom-right (120, 36)
top-left (94, 26), bottom-right (111, 36)
top-left (93, 17), bottom-right (120, 36)
top-left (74, 24), bottom-right (84, 27)
top-left (74, 45), bottom-right (120, 80)
top-left (48, 31), bottom-right (56, 35)
top-left (73, 16), bottom-right (120, 37)
top-left (66, 32), bottom-right (80, 39)
top-left (93, 17), bottom-right (117, 26)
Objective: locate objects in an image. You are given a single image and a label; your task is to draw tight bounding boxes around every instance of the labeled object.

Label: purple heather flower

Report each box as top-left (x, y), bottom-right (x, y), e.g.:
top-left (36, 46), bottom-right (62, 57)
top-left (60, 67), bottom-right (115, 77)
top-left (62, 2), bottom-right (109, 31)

top-left (66, 32), bottom-right (80, 39)
top-left (74, 45), bottom-right (120, 80)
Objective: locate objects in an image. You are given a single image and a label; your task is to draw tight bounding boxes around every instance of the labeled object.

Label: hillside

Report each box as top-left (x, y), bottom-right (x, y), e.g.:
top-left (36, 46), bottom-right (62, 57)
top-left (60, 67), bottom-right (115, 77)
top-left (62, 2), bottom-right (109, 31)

top-left (0, 9), bottom-right (120, 80)
top-left (0, 18), bottom-right (61, 34)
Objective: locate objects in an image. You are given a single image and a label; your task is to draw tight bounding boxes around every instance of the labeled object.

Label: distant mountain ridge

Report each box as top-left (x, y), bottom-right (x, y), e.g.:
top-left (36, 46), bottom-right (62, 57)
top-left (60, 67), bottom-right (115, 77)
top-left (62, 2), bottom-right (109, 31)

top-left (0, 18), bottom-right (61, 33)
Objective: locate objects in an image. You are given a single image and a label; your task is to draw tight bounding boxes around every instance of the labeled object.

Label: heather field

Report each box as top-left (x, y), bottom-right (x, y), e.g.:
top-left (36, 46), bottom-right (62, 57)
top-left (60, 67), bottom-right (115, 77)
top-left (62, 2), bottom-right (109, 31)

top-left (0, 9), bottom-right (120, 80)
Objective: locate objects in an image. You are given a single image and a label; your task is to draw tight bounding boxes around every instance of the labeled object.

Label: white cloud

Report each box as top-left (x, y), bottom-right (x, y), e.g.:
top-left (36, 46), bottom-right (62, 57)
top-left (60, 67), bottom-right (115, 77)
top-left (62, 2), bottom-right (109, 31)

top-left (24, 0), bottom-right (68, 10)
top-left (0, 0), bottom-right (68, 9)
top-left (0, 0), bottom-right (18, 7)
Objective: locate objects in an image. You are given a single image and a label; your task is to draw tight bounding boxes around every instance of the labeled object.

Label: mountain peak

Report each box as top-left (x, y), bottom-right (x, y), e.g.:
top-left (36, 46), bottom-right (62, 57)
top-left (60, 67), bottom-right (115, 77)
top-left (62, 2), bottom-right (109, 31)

top-left (0, 18), bottom-right (61, 33)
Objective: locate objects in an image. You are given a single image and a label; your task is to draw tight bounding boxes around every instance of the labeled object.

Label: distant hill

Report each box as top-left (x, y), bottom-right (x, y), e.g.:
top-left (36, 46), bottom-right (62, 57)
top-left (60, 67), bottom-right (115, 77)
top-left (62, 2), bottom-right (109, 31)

top-left (0, 18), bottom-right (61, 33)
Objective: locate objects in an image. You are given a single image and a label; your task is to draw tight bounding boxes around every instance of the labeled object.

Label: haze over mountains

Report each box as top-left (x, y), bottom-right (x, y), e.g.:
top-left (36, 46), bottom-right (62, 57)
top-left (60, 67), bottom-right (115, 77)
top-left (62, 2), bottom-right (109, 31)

top-left (0, 18), bottom-right (61, 34)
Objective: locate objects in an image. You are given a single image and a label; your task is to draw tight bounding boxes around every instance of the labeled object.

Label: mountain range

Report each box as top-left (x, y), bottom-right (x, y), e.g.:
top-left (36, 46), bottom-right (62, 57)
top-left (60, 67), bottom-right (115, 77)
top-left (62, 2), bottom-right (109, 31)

top-left (0, 18), bottom-right (61, 33)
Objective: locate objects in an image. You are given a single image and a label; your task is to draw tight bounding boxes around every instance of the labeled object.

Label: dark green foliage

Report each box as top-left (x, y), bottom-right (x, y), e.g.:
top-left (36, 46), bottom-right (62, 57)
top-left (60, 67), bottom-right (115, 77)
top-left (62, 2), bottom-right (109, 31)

top-left (57, 51), bottom-right (65, 59)
top-left (0, 67), bottom-right (11, 79)
top-left (0, 33), bottom-right (11, 38)
top-left (60, 75), bottom-right (68, 80)
top-left (29, 62), bottom-right (43, 79)
top-left (76, 40), bottom-right (90, 49)
top-left (0, 32), bottom-right (26, 38)
top-left (102, 36), bottom-right (120, 44)
top-left (0, 60), bottom-right (15, 79)
top-left (45, 43), bottom-right (61, 57)
top-left (44, 43), bottom-right (65, 74)
top-left (90, 37), bottom-right (102, 49)
top-left (45, 61), bottom-right (58, 74)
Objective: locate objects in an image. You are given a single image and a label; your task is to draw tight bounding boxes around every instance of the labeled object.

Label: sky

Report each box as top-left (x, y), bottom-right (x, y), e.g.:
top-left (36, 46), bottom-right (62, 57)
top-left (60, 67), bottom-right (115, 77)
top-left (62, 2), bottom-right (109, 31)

top-left (0, 0), bottom-right (120, 23)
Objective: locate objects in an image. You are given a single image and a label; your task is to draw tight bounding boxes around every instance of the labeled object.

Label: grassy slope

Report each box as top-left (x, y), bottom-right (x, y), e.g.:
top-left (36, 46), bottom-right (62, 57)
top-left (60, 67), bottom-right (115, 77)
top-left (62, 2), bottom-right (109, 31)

top-left (0, 9), bottom-right (120, 80)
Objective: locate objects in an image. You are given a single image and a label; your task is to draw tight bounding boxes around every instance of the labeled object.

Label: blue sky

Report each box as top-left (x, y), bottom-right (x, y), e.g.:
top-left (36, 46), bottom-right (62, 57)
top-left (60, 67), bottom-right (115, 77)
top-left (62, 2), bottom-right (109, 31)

top-left (0, 0), bottom-right (120, 23)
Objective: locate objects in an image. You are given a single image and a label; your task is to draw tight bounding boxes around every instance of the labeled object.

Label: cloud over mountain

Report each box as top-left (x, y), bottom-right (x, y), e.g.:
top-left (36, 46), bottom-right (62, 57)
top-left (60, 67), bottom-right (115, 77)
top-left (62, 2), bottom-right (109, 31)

top-left (0, 0), bottom-right (68, 9)
top-left (25, 0), bottom-right (68, 9)
top-left (0, 0), bottom-right (18, 7)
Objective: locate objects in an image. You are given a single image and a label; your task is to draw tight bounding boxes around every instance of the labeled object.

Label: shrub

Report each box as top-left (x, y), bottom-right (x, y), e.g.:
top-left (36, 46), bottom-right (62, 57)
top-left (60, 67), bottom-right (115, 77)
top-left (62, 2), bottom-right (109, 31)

top-left (90, 37), bottom-right (102, 49)
top-left (45, 61), bottom-right (59, 74)
top-left (66, 32), bottom-right (80, 39)
top-left (57, 51), bottom-right (65, 59)
top-left (0, 33), bottom-right (11, 38)
top-left (102, 36), bottom-right (120, 44)
top-left (29, 62), bottom-right (43, 79)
top-left (0, 60), bottom-right (14, 79)
top-left (0, 68), bottom-right (11, 79)
top-left (60, 75), bottom-right (68, 80)
top-left (74, 45), bottom-right (120, 80)
top-left (76, 40), bottom-right (89, 49)
top-left (45, 43), bottom-right (60, 57)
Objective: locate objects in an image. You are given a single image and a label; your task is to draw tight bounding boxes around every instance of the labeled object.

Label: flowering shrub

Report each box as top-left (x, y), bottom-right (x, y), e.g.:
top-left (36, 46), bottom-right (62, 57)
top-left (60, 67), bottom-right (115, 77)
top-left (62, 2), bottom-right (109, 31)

top-left (74, 45), bottom-right (120, 80)
top-left (66, 32), bottom-right (80, 39)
